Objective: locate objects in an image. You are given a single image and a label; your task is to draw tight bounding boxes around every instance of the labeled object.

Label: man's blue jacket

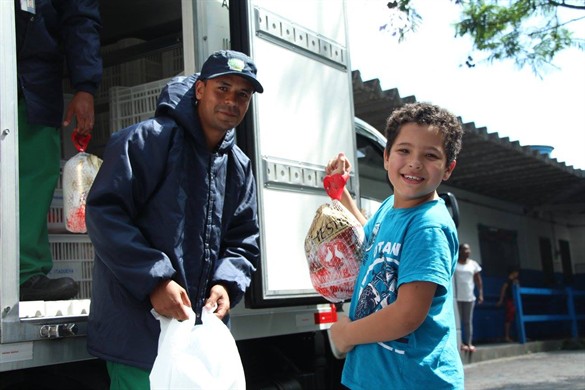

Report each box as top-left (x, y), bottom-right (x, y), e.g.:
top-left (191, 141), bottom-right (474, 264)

top-left (15, 0), bottom-right (102, 127)
top-left (85, 75), bottom-right (260, 370)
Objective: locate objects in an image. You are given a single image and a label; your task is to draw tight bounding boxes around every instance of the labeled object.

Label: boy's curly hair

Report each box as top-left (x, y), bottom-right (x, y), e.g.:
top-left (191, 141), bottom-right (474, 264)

top-left (385, 102), bottom-right (463, 164)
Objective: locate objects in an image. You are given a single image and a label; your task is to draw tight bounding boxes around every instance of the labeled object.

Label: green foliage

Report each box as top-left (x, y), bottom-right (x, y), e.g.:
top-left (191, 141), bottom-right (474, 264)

top-left (454, 0), bottom-right (584, 74)
top-left (384, 0), bottom-right (585, 75)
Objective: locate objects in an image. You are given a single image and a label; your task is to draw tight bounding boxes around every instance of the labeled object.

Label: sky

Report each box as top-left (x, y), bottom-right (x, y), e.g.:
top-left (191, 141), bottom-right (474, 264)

top-left (346, 0), bottom-right (585, 170)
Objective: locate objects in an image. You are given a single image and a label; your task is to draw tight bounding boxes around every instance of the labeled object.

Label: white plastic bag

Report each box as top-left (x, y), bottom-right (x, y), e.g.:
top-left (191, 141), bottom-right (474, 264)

top-left (62, 133), bottom-right (102, 233)
top-left (62, 152), bottom-right (102, 233)
top-left (150, 306), bottom-right (246, 390)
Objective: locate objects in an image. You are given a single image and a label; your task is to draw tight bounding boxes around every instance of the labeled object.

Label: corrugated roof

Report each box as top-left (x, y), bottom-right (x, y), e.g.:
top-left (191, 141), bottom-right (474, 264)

top-left (352, 70), bottom-right (585, 214)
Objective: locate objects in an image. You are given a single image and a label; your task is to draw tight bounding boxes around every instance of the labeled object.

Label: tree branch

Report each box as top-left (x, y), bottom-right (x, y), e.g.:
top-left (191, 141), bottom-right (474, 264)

top-left (547, 1), bottom-right (585, 11)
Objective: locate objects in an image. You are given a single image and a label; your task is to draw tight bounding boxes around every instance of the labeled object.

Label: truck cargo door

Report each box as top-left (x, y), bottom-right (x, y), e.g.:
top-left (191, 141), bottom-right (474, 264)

top-left (230, 1), bottom-right (358, 307)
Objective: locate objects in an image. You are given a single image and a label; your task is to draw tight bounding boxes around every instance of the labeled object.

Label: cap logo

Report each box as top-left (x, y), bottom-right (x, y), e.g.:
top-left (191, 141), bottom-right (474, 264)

top-left (227, 58), bottom-right (246, 72)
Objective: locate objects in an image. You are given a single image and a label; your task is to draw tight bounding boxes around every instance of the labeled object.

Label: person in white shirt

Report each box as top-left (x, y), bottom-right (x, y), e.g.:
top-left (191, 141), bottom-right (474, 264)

top-left (454, 243), bottom-right (483, 352)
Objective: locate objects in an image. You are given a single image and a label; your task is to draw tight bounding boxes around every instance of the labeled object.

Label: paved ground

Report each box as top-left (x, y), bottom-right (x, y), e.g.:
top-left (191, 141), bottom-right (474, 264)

top-left (464, 350), bottom-right (585, 389)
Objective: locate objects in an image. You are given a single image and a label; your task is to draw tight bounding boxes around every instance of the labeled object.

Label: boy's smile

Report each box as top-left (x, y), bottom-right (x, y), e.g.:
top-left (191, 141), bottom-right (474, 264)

top-left (384, 123), bottom-right (456, 208)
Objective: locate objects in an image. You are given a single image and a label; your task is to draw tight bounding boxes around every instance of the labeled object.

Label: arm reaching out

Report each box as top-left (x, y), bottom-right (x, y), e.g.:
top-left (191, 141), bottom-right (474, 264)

top-left (325, 152), bottom-right (367, 226)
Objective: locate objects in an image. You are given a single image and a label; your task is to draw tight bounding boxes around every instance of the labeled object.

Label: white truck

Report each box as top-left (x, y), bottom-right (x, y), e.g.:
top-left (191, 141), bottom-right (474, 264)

top-left (1, 1), bottom-right (457, 388)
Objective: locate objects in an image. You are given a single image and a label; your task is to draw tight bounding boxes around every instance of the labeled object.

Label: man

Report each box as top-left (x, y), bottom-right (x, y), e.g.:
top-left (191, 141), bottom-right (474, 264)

top-left (16, 0), bottom-right (102, 301)
top-left (85, 50), bottom-right (263, 387)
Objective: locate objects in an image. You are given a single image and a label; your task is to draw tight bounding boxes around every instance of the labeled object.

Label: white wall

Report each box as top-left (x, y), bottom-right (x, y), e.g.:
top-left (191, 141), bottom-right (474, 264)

top-left (440, 184), bottom-right (585, 274)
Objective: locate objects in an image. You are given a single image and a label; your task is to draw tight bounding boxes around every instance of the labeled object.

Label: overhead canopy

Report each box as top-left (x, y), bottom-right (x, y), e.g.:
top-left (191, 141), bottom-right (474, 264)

top-left (352, 70), bottom-right (585, 214)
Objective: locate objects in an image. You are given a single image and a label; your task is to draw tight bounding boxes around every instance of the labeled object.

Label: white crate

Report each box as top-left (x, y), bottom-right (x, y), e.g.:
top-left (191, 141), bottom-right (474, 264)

top-left (110, 78), bottom-right (169, 131)
top-left (48, 234), bottom-right (94, 299)
top-left (56, 160), bottom-right (65, 191)
top-left (48, 189), bottom-right (66, 233)
top-left (47, 161), bottom-right (67, 233)
top-left (91, 110), bottom-right (112, 148)
top-left (162, 46), bottom-right (184, 78)
top-left (63, 38), bottom-right (164, 106)
top-left (19, 299), bottom-right (91, 318)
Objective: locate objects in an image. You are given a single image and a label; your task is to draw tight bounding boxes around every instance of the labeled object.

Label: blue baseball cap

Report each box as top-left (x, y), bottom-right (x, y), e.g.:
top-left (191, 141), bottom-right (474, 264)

top-left (199, 50), bottom-right (264, 93)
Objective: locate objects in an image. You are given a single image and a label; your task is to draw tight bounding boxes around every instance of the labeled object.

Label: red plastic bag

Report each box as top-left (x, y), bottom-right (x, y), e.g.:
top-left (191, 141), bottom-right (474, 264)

top-left (62, 133), bottom-right (102, 233)
top-left (304, 173), bottom-right (364, 302)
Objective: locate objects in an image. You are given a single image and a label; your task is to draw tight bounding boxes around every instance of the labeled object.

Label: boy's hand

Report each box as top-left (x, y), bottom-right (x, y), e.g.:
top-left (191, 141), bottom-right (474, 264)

top-left (329, 314), bottom-right (354, 354)
top-left (326, 152), bottom-right (352, 176)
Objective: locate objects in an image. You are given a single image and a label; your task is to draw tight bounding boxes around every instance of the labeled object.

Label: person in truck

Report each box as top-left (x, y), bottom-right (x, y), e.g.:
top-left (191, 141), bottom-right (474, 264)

top-left (85, 50), bottom-right (263, 387)
top-left (16, 0), bottom-right (102, 301)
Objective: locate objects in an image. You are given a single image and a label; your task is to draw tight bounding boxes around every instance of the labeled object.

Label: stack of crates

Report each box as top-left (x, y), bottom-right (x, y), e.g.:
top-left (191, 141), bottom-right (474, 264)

top-left (109, 78), bottom-right (170, 132)
top-left (47, 161), bottom-right (66, 234)
top-left (47, 234), bottom-right (94, 300)
top-left (63, 38), bottom-right (164, 106)
top-left (161, 46), bottom-right (184, 79)
top-left (109, 45), bottom-right (184, 133)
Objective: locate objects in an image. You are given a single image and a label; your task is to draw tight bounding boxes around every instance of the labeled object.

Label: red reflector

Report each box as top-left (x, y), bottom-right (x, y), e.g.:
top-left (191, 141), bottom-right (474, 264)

top-left (314, 304), bottom-right (338, 324)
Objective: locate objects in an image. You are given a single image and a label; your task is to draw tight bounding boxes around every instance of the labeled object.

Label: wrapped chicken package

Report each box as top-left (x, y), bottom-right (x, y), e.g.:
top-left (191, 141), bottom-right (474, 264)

top-left (63, 133), bottom-right (102, 233)
top-left (304, 173), bottom-right (364, 302)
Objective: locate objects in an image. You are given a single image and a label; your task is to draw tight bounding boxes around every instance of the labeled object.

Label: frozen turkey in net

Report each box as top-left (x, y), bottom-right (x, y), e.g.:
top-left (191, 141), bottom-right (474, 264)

top-left (304, 199), bottom-right (364, 302)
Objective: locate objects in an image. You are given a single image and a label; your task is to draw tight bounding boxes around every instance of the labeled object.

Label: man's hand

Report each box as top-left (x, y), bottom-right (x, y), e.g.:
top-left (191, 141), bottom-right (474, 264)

top-left (329, 314), bottom-right (354, 354)
top-left (63, 91), bottom-right (95, 136)
top-left (205, 284), bottom-right (231, 320)
top-left (150, 280), bottom-right (192, 321)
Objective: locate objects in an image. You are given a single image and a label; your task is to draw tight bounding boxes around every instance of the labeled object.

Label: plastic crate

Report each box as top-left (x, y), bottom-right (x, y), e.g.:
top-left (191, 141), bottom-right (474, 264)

top-left (47, 161), bottom-right (67, 233)
top-left (56, 160), bottom-right (65, 191)
top-left (110, 78), bottom-right (169, 131)
top-left (47, 234), bottom-right (94, 299)
top-left (91, 110), bottom-right (112, 148)
top-left (162, 46), bottom-right (184, 78)
top-left (63, 38), bottom-right (164, 105)
top-left (48, 189), bottom-right (66, 233)
top-left (19, 299), bottom-right (91, 318)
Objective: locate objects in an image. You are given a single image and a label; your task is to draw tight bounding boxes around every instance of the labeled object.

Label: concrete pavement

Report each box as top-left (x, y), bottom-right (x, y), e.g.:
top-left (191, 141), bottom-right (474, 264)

top-left (464, 350), bottom-right (585, 389)
top-left (459, 339), bottom-right (571, 366)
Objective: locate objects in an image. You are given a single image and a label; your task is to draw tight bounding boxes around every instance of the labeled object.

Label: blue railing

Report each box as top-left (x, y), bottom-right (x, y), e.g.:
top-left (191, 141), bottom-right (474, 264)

top-left (514, 284), bottom-right (585, 343)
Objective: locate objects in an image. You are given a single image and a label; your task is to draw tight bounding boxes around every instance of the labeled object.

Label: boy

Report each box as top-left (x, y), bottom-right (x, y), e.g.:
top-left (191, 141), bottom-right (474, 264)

top-left (327, 102), bottom-right (464, 389)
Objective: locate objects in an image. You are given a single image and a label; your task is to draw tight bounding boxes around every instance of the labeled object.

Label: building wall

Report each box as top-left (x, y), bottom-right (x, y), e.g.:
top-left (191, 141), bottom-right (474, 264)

top-left (440, 184), bottom-right (585, 276)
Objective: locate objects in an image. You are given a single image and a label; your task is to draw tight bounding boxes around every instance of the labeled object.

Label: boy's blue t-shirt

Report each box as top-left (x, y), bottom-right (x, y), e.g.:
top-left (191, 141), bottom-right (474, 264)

top-left (342, 195), bottom-right (464, 390)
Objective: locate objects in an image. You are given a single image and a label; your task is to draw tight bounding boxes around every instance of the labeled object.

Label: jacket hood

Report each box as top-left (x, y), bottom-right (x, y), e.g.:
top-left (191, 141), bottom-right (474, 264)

top-left (155, 74), bottom-right (235, 152)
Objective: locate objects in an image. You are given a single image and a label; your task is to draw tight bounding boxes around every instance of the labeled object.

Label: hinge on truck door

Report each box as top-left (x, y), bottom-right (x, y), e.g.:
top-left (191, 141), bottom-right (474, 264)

top-left (254, 7), bottom-right (347, 69)
top-left (262, 156), bottom-right (355, 195)
top-left (39, 323), bottom-right (78, 339)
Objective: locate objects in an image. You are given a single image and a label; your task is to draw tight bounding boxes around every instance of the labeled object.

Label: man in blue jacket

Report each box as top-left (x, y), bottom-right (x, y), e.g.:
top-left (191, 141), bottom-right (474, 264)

top-left (16, 0), bottom-right (102, 301)
top-left (86, 50), bottom-right (263, 387)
